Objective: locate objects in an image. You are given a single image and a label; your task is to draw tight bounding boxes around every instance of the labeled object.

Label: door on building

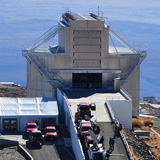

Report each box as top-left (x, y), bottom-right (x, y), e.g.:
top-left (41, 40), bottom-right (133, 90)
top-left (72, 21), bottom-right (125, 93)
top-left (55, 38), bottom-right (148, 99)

top-left (41, 118), bottom-right (56, 131)
top-left (3, 119), bottom-right (17, 132)
top-left (72, 73), bottom-right (102, 89)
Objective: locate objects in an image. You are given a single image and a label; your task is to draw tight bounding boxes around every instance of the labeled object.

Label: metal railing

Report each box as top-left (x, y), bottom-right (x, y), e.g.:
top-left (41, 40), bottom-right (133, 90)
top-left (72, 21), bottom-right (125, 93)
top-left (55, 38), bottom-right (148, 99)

top-left (106, 25), bottom-right (147, 82)
top-left (105, 101), bottom-right (134, 159)
top-left (24, 53), bottom-right (67, 87)
top-left (120, 51), bottom-right (147, 81)
top-left (29, 22), bottom-right (65, 52)
top-left (120, 131), bottom-right (134, 160)
top-left (109, 28), bottom-right (137, 53)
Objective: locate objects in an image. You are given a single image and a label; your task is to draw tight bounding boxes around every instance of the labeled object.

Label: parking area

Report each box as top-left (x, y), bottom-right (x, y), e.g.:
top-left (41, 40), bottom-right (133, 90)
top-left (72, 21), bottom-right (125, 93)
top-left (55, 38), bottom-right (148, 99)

top-left (0, 132), bottom-right (75, 160)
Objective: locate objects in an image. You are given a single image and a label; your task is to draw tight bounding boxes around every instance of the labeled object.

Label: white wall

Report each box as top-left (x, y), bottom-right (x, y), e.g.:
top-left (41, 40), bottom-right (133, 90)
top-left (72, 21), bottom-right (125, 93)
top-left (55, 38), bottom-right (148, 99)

top-left (57, 88), bottom-right (85, 160)
top-left (107, 100), bottom-right (132, 129)
top-left (57, 89), bottom-right (65, 122)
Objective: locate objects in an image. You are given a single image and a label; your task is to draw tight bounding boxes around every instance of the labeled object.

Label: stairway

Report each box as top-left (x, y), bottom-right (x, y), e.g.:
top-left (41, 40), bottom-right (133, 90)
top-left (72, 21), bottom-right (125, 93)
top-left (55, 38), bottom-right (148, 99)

top-left (120, 51), bottom-right (147, 81)
top-left (108, 26), bottom-right (147, 83)
top-left (30, 23), bottom-right (65, 52)
top-left (24, 53), bottom-right (67, 87)
top-left (23, 21), bottom-right (67, 87)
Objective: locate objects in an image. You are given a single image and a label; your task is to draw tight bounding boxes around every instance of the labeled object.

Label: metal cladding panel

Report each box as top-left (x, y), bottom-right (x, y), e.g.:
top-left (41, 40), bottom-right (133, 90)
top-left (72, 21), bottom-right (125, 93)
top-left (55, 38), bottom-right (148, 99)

top-left (74, 52), bottom-right (100, 59)
top-left (73, 60), bottom-right (101, 68)
top-left (71, 20), bottom-right (88, 28)
top-left (73, 30), bottom-right (101, 38)
top-left (73, 37), bottom-right (101, 45)
top-left (71, 20), bottom-right (104, 28)
top-left (122, 66), bottom-right (140, 111)
top-left (74, 45), bottom-right (101, 53)
top-left (87, 21), bottom-right (104, 28)
top-left (108, 57), bottom-right (120, 69)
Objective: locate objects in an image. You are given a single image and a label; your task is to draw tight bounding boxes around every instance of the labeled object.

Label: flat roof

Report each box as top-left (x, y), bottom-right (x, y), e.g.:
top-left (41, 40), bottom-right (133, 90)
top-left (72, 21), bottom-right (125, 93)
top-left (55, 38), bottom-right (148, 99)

top-left (64, 90), bottom-right (126, 122)
top-left (0, 97), bottom-right (58, 116)
top-left (109, 46), bottom-right (135, 54)
top-left (28, 46), bottom-right (136, 55)
top-left (76, 14), bottom-right (98, 21)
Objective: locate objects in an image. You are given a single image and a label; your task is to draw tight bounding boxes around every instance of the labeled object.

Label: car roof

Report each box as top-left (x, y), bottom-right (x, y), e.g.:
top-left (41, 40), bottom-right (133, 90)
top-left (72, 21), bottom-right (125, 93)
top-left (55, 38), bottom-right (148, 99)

top-left (81, 123), bottom-right (92, 127)
top-left (79, 103), bottom-right (89, 106)
top-left (27, 122), bottom-right (37, 125)
top-left (80, 120), bottom-right (91, 125)
top-left (46, 126), bottom-right (56, 129)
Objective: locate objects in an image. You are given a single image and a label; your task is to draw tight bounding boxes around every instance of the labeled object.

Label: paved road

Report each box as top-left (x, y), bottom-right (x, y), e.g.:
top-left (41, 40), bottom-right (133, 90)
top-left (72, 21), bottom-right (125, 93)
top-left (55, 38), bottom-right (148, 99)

top-left (98, 122), bottom-right (129, 160)
top-left (23, 143), bottom-right (60, 160)
top-left (23, 142), bottom-right (75, 160)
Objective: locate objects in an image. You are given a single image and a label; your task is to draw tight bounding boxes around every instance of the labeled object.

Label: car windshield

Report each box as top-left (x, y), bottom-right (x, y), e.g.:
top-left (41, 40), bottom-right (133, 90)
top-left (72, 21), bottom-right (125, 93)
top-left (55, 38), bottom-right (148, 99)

top-left (80, 106), bottom-right (89, 110)
top-left (27, 125), bottom-right (37, 128)
top-left (81, 127), bottom-right (92, 131)
top-left (46, 129), bottom-right (56, 132)
top-left (33, 133), bottom-right (42, 137)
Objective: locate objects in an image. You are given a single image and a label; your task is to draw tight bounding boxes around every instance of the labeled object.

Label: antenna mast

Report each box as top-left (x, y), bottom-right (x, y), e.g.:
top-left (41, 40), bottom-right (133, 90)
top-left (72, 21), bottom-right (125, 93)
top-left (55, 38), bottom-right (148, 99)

top-left (98, 6), bottom-right (99, 16)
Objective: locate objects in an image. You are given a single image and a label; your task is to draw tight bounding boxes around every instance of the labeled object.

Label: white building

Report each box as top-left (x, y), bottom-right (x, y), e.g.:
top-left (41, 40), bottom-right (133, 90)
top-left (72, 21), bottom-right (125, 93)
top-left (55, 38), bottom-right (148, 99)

top-left (0, 82), bottom-right (14, 87)
top-left (0, 97), bottom-right (58, 132)
top-left (23, 10), bottom-right (146, 113)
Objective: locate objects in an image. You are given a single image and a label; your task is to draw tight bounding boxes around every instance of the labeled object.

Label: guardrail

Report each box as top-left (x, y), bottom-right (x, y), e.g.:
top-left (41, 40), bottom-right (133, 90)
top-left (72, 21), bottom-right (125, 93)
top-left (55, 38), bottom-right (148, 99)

top-left (120, 87), bottom-right (132, 100)
top-left (105, 100), bottom-right (134, 160)
top-left (120, 131), bottom-right (134, 160)
top-left (105, 101), bottom-right (115, 122)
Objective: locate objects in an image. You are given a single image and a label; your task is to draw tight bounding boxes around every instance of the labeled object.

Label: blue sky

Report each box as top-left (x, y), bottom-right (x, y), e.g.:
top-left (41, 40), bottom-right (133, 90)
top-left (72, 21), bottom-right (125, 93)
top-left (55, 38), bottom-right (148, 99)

top-left (0, 0), bottom-right (160, 99)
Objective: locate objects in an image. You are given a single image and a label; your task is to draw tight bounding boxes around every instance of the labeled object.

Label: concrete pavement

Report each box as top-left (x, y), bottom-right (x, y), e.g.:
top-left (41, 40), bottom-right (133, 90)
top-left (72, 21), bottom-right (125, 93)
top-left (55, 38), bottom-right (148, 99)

top-left (65, 89), bottom-right (129, 160)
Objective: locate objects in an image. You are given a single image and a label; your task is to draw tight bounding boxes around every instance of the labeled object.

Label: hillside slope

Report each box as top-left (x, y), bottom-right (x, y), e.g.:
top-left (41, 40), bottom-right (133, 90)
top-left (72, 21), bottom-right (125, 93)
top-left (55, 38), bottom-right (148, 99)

top-left (0, 85), bottom-right (27, 97)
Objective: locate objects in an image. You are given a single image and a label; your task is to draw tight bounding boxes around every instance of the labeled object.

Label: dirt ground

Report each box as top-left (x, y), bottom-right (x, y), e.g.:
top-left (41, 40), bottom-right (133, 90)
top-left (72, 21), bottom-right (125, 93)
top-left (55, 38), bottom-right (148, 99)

top-left (153, 117), bottom-right (160, 134)
top-left (124, 103), bottom-right (160, 160)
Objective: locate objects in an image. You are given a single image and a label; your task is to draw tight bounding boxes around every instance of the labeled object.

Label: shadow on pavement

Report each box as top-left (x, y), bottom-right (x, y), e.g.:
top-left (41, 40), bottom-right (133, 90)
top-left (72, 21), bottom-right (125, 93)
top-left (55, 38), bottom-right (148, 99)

top-left (55, 145), bottom-right (75, 160)
top-left (26, 141), bottom-right (42, 150)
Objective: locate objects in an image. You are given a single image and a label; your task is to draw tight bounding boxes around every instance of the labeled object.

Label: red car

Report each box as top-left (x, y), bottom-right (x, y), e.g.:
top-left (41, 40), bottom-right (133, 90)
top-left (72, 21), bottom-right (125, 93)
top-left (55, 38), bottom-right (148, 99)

top-left (79, 121), bottom-right (92, 140)
top-left (84, 135), bottom-right (93, 149)
top-left (44, 126), bottom-right (58, 141)
top-left (77, 103), bottom-right (91, 117)
top-left (26, 122), bottom-right (38, 136)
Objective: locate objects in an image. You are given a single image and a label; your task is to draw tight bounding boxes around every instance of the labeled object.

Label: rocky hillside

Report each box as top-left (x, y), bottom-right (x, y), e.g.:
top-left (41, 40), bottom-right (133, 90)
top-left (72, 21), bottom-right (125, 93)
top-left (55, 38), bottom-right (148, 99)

top-left (0, 85), bottom-right (27, 97)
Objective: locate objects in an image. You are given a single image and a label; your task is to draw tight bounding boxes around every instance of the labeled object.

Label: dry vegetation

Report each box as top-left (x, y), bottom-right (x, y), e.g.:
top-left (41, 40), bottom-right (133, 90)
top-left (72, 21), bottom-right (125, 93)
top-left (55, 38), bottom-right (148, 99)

top-left (127, 117), bottom-right (160, 159)
top-left (132, 118), bottom-right (144, 127)
top-left (144, 118), bottom-right (154, 126)
top-left (132, 117), bottom-right (154, 128)
top-left (129, 145), bottom-right (139, 160)
top-left (143, 127), bottom-right (160, 160)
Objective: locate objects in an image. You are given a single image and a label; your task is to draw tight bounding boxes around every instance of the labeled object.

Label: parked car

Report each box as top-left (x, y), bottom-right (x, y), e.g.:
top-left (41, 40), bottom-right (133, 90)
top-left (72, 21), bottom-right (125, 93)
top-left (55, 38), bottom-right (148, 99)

top-left (84, 135), bottom-right (93, 149)
top-left (78, 120), bottom-right (92, 141)
top-left (29, 130), bottom-right (44, 145)
top-left (26, 122), bottom-right (38, 136)
top-left (77, 103), bottom-right (91, 117)
top-left (44, 126), bottom-right (58, 141)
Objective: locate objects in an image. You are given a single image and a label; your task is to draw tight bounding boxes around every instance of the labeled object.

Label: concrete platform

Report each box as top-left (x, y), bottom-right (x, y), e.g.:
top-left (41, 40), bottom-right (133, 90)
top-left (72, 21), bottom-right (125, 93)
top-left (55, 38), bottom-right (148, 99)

top-left (65, 90), bottom-right (126, 123)
top-left (64, 90), bottom-right (129, 160)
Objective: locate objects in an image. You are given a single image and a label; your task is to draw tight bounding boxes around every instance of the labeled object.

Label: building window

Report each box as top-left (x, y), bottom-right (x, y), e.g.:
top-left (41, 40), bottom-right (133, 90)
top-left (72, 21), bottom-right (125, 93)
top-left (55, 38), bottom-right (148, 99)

top-left (3, 119), bottom-right (17, 132)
